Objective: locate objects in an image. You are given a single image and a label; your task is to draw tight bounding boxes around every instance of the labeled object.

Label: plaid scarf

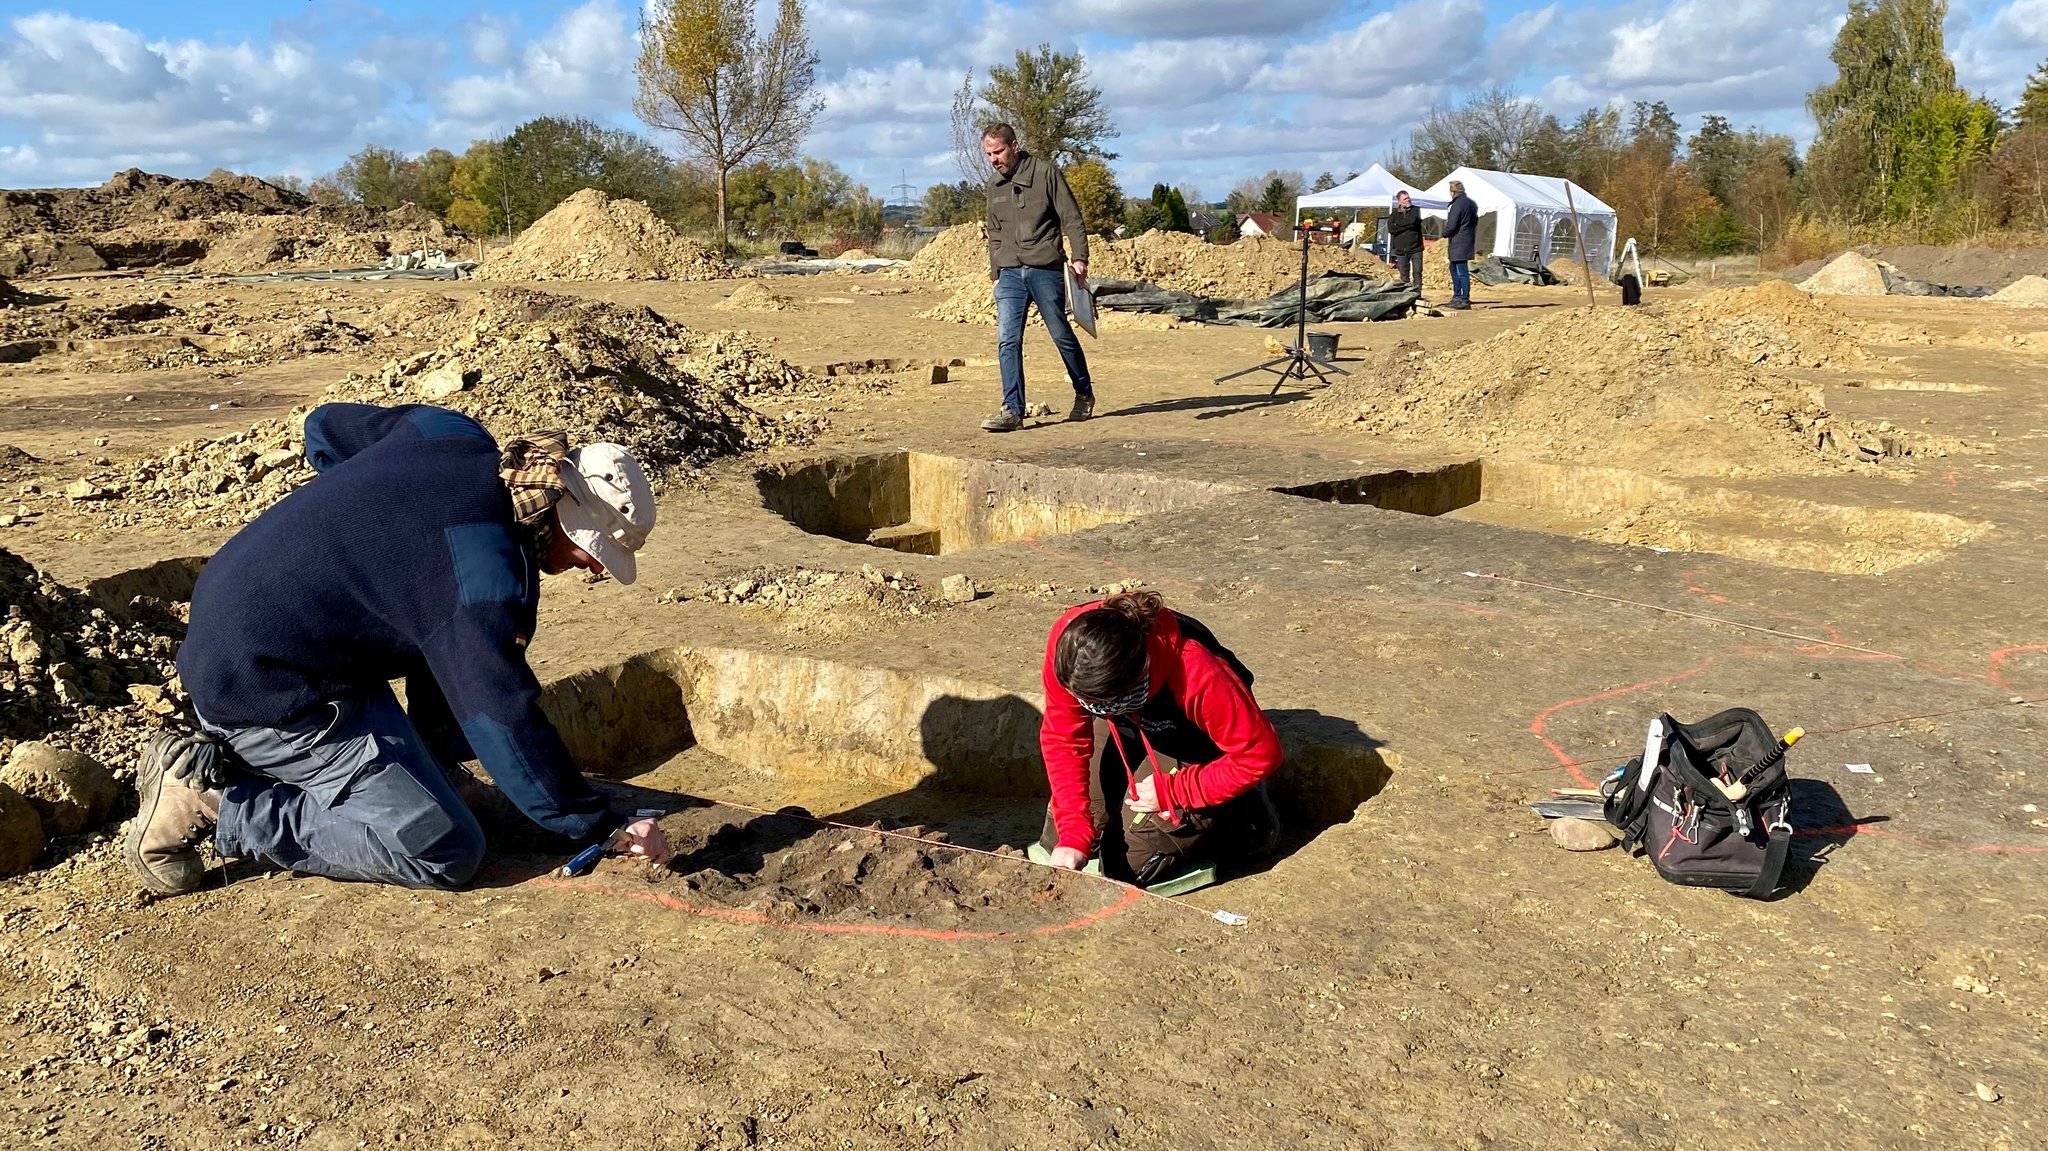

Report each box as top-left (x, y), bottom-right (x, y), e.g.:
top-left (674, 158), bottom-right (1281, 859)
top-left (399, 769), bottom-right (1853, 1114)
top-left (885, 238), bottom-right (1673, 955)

top-left (499, 431), bottom-right (571, 543)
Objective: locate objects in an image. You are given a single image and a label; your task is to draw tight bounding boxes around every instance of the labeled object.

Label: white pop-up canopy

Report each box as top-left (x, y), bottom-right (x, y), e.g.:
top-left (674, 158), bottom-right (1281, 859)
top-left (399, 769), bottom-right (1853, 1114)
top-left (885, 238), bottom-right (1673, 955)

top-left (1418, 166), bottom-right (1616, 277)
top-left (1294, 164), bottom-right (1449, 215)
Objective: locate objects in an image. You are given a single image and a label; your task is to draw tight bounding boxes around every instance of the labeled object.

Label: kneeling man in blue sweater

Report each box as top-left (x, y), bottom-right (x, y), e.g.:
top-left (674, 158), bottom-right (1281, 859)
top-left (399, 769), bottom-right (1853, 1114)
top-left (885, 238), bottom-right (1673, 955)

top-left (125, 402), bottom-right (669, 893)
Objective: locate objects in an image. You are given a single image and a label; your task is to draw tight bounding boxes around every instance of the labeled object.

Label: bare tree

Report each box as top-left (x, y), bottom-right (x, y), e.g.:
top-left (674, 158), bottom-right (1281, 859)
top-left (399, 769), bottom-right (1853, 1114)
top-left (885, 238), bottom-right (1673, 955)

top-left (950, 70), bottom-right (992, 184)
top-left (1407, 86), bottom-right (1546, 183)
top-left (635, 0), bottom-right (822, 246)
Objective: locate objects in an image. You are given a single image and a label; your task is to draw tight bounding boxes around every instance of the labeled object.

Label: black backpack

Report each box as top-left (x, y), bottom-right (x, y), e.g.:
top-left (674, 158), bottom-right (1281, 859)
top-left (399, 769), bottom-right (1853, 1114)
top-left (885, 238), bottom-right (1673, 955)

top-left (1602, 708), bottom-right (1795, 899)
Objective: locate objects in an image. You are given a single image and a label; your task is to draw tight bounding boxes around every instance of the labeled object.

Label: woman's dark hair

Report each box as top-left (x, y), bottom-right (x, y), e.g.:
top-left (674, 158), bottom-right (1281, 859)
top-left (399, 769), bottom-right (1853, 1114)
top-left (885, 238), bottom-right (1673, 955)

top-left (1055, 591), bottom-right (1164, 699)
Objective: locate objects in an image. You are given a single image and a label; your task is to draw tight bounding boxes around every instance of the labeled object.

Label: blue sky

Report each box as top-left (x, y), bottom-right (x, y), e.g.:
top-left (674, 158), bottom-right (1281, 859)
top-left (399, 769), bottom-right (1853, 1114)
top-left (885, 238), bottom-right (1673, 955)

top-left (1, 0), bottom-right (2043, 201)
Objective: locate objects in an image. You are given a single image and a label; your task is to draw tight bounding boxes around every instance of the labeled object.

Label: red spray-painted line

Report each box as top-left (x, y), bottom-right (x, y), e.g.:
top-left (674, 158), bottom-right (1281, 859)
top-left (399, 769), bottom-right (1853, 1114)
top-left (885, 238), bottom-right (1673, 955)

top-left (531, 872), bottom-right (1147, 940)
top-left (1515, 568), bottom-right (2048, 855)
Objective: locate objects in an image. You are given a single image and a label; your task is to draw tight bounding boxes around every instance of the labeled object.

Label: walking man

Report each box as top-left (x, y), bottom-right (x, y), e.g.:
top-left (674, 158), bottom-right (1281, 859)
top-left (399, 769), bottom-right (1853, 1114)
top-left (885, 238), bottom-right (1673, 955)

top-left (125, 402), bottom-right (670, 894)
top-left (1387, 190), bottom-right (1423, 289)
top-left (981, 123), bottom-right (1096, 432)
top-left (1442, 179), bottom-right (1477, 310)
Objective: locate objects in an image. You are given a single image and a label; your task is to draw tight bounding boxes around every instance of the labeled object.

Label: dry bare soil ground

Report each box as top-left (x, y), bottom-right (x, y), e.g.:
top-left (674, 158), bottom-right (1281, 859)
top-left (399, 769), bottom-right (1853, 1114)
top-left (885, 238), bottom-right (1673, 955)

top-left (1, 263), bottom-right (2044, 1151)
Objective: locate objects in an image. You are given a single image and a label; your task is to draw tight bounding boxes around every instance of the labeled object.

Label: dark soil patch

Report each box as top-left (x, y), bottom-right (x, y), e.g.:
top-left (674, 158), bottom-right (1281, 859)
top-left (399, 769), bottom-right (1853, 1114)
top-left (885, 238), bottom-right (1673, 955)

top-left (616, 806), bottom-right (1093, 933)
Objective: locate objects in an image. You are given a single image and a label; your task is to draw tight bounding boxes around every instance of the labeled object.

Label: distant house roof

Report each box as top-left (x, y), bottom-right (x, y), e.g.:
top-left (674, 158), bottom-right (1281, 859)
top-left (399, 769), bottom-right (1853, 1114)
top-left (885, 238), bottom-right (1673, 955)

top-left (1189, 211), bottom-right (1224, 232)
top-left (1239, 212), bottom-right (1285, 235)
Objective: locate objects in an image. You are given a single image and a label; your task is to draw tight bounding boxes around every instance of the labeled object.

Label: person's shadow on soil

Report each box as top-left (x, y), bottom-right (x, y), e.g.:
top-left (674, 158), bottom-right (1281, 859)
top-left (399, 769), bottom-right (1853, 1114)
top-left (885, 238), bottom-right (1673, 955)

top-left (1105, 389), bottom-right (1316, 422)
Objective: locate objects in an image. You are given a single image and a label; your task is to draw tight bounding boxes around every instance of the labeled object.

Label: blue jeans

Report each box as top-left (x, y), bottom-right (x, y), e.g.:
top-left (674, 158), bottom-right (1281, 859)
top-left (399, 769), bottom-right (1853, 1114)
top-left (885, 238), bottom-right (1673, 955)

top-left (1449, 260), bottom-right (1472, 301)
top-left (210, 686), bottom-right (487, 889)
top-left (995, 264), bottom-right (1092, 417)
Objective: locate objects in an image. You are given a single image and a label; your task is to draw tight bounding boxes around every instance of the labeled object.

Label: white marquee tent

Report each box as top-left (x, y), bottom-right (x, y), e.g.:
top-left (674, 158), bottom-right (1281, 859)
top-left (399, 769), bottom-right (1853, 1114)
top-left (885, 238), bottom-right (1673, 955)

top-left (1293, 164), bottom-right (1449, 215)
top-left (1418, 167), bottom-right (1617, 277)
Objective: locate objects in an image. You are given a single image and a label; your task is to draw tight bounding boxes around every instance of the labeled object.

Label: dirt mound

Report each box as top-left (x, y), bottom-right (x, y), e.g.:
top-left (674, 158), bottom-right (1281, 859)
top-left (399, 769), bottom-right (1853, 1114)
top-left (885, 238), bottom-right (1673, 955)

top-left (1799, 252), bottom-right (1890, 296)
top-left (646, 806), bottom-right (1078, 932)
top-left (904, 223), bottom-right (990, 282)
top-left (714, 283), bottom-right (795, 312)
top-left (481, 190), bottom-right (737, 282)
top-left (835, 247), bottom-right (875, 260)
top-left (69, 419), bottom-right (314, 532)
top-left (1988, 275), bottom-right (2048, 306)
top-left (1089, 231), bottom-right (1354, 299)
top-left (1784, 244), bottom-right (2048, 291)
top-left (1422, 242), bottom-right (1453, 293)
top-left (0, 168), bottom-right (466, 278)
top-left (662, 564), bottom-right (952, 635)
top-left (61, 291), bottom-right (820, 529)
top-left (0, 548), bottom-right (184, 774)
top-left (1306, 302), bottom-right (1944, 476)
top-left (1684, 280), bottom-right (1867, 368)
top-left (0, 169), bottom-right (309, 238)
top-left (1546, 258), bottom-right (1581, 285)
top-left (916, 279), bottom-right (1002, 325)
top-left (327, 288), bottom-right (807, 477)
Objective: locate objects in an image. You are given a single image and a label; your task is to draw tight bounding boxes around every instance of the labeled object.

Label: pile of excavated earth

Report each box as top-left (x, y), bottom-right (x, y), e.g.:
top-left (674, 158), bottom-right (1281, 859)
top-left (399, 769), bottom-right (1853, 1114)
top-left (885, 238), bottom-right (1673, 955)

top-left (1798, 251), bottom-right (1892, 296)
top-left (52, 289), bottom-right (824, 531)
top-left (661, 564), bottom-right (979, 636)
top-left (714, 282), bottom-right (796, 312)
top-left (0, 547), bottom-right (188, 875)
top-left (481, 190), bottom-right (739, 282)
top-left (907, 224), bottom-right (1374, 325)
top-left (0, 169), bottom-right (463, 278)
top-left (1988, 274), bottom-right (2048, 306)
top-left (1308, 281), bottom-right (1965, 474)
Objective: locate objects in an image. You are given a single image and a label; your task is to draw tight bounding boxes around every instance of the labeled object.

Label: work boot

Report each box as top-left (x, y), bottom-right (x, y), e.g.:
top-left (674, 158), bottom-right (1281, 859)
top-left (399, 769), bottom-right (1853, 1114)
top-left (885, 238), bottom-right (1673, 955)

top-left (1068, 393), bottom-right (1095, 422)
top-left (980, 408), bottom-right (1023, 432)
top-left (124, 731), bottom-right (223, 895)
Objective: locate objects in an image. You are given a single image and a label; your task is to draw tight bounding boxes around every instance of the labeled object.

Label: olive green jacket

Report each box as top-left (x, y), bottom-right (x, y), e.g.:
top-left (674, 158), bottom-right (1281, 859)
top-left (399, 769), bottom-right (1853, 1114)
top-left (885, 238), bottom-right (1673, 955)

top-left (985, 151), bottom-right (1089, 274)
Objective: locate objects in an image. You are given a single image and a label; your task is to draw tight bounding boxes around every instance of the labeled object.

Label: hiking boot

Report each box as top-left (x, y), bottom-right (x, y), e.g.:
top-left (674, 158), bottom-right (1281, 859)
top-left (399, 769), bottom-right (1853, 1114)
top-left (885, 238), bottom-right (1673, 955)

top-left (1445, 299), bottom-right (1471, 311)
top-left (1068, 393), bottom-right (1095, 422)
top-left (124, 731), bottom-right (222, 895)
top-left (980, 408), bottom-right (1023, 432)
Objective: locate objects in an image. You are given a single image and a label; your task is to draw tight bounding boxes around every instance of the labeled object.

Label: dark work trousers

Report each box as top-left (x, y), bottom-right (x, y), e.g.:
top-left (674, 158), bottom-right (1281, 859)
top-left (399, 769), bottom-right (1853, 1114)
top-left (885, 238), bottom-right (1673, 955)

top-left (1394, 249), bottom-right (1421, 287)
top-left (994, 264), bottom-right (1093, 418)
top-left (207, 684), bottom-right (487, 889)
top-left (1038, 718), bottom-right (1275, 884)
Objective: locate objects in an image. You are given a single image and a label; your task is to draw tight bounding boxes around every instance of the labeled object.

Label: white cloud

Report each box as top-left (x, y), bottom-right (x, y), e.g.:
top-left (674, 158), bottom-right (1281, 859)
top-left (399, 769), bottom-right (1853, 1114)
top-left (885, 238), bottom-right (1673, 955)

top-left (1955, 0), bottom-right (2048, 105)
top-left (0, 13), bottom-right (393, 182)
top-left (1093, 39), bottom-right (1274, 108)
top-left (1252, 0), bottom-right (1492, 97)
top-left (1574, 0), bottom-right (1841, 115)
top-left (433, 0), bottom-right (637, 138)
top-left (1054, 0), bottom-right (1344, 39)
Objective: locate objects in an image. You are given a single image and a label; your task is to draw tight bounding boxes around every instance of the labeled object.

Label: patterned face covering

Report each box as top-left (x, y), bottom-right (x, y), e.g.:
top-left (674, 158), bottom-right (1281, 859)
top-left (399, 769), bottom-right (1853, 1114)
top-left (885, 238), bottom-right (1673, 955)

top-left (1075, 661), bottom-right (1151, 716)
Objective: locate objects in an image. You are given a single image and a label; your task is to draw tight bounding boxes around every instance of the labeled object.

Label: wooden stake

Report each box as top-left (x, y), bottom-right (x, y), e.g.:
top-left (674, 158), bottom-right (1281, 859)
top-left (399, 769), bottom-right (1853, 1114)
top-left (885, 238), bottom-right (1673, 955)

top-left (1564, 183), bottom-right (1596, 309)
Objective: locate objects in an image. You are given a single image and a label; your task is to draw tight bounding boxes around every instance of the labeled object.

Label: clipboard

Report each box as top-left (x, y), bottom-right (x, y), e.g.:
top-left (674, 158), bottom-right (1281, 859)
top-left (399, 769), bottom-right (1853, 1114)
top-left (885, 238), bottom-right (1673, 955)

top-left (1065, 263), bottom-right (1097, 338)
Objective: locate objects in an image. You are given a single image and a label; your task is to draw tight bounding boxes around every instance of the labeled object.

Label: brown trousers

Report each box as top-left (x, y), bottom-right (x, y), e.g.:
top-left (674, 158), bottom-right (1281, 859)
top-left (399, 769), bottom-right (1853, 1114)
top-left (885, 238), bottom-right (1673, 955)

top-left (1039, 719), bottom-right (1267, 884)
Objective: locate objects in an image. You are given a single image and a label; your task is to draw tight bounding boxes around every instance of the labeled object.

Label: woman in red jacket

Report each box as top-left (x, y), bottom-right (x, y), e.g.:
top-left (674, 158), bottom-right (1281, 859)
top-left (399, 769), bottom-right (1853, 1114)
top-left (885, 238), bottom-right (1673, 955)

top-left (1033, 591), bottom-right (1284, 889)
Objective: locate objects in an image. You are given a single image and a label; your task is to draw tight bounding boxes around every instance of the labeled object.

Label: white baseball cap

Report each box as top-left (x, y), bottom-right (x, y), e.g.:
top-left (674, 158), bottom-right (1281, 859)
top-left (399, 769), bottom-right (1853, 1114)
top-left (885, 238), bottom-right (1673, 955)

top-left (555, 442), bottom-right (655, 585)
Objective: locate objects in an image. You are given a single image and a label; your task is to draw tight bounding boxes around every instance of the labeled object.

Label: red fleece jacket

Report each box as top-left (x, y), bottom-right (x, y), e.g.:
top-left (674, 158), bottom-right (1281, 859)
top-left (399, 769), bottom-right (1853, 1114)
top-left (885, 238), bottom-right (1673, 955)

top-left (1039, 603), bottom-right (1283, 853)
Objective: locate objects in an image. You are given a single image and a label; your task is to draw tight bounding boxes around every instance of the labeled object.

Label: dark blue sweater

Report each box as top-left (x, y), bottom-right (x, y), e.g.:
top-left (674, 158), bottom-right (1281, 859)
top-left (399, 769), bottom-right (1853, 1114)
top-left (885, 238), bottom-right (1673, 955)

top-left (178, 403), bottom-right (615, 842)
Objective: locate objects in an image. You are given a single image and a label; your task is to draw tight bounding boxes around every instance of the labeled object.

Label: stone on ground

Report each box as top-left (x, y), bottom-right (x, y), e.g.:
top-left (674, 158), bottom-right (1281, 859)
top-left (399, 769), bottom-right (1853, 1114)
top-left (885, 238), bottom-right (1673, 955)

top-left (1549, 817), bottom-right (1619, 851)
top-left (2, 740), bottom-right (118, 835)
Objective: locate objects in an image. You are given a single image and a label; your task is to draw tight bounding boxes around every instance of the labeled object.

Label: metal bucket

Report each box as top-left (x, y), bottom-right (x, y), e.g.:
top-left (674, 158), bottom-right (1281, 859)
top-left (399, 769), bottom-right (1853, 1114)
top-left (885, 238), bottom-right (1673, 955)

top-left (1305, 331), bottom-right (1340, 361)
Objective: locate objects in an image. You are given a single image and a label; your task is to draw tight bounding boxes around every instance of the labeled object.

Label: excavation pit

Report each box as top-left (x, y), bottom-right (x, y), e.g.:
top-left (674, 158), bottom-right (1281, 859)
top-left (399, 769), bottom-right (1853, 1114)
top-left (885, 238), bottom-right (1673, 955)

top-left (525, 643), bottom-right (1394, 925)
top-left (756, 451), bottom-right (1243, 555)
top-left (1278, 460), bottom-right (1989, 574)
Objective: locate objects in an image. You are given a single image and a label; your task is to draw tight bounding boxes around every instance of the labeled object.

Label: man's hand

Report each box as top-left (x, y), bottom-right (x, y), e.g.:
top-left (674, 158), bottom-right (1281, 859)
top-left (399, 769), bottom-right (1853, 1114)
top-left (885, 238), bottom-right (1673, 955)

top-left (1047, 845), bottom-right (1090, 870)
top-left (1124, 773), bottom-right (1161, 814)
top-left (1070, 259), bottom-right (1088, 284)
top-left (612, 817), bottom-right (671, 865)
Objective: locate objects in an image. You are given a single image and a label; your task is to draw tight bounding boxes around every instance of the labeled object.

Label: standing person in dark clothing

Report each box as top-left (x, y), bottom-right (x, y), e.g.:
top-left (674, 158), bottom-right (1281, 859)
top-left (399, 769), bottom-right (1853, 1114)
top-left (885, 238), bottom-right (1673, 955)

top-left (1032, 591), bottom-right (1283, 894)
top-left (1441, 179), bottom-right (1478, 309)
top-left (125, 402), bottom-right (670, 895)
top-left (981, 123), bottom-right (1096, 433)
top-left (1386, 189), bottom-right (1424, 289)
